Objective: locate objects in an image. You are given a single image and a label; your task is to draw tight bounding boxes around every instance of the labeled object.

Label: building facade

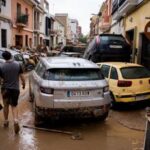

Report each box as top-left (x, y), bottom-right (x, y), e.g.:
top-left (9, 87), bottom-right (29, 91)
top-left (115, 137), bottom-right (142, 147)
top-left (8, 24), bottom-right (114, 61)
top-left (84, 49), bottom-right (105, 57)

top-left (125, 0), bottom-right (150, 69)
top-left (53, 19), bottom-right (65, 48)
top-left (11, 0), bottom-right (35, 50)
top-left (0, 0), bottom-right (12, 48)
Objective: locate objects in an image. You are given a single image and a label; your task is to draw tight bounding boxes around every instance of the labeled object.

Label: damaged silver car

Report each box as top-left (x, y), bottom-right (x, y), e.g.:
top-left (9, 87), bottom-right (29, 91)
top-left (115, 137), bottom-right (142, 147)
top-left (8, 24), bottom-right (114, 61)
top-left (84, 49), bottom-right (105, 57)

top-left (29, 57), bottom-right (112, 125)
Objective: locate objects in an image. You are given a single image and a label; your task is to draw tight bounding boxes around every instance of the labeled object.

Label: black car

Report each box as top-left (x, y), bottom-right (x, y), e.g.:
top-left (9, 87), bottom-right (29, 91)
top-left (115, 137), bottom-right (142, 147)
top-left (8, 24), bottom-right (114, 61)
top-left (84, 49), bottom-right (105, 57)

top-left (59, 45), bottom-right (86, 58)
top-left (83, 34), bottom-right (132, 63)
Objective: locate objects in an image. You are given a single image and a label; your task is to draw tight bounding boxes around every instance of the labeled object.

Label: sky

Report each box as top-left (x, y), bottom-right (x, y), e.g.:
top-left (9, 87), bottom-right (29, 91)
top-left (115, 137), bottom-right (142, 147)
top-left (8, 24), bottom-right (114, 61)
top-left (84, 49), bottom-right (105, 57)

top-left (48, 0), bottom-right (103, 35)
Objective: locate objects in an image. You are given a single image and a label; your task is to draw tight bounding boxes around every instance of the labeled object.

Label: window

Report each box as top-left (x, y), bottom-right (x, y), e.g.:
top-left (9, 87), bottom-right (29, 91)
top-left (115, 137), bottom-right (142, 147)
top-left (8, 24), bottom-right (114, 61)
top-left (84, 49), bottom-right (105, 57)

top-left (17, 3), bottom-right (21, 18)
top-left (43, 69), bottom-right (104, 81)
top-left (101, 65), bottom-right (110, 78)
top-left (1, 29), bottom-right (7, 48)
top-left (14, 54), bottom-right (24, 61)
top-left (121, 66), bottom-right (150, 79)
top-left (25, 35), bottom-right (28, 46)
top-left (25, 8), bottom-right (28, 15)
top-left (110, 67), bottom-right (118, 80)
top-left (2, 0), bottom-right (6, 6)
top-left (35, 62), bottom-right (45, 77)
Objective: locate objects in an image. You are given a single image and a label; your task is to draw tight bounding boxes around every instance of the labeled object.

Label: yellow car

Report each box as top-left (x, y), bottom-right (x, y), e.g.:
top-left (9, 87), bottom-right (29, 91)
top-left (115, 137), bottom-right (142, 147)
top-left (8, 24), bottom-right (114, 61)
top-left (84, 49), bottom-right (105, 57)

top-left (97, 62), bottom-right (150, 104)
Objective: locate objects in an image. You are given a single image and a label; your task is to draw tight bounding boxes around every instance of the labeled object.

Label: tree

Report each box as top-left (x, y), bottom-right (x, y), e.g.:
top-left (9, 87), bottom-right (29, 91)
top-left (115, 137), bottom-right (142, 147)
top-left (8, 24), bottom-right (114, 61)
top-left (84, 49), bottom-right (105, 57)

top-left (78, 35), bottom-right (88, 44)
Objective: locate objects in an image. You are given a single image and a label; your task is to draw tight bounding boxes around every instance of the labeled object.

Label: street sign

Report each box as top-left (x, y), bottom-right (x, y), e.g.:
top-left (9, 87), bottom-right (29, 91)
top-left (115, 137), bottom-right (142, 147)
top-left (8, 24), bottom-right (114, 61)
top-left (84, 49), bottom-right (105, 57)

top-left (144, 21), bottom-right (150, 40)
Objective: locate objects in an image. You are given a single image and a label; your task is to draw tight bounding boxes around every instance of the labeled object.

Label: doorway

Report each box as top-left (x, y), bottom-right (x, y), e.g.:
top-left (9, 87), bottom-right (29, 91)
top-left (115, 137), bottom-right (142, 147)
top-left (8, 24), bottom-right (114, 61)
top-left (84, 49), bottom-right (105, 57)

top-left (15, 35), bottom-right (23, 48)
top-left (140, 33), bottom-right (150, 70)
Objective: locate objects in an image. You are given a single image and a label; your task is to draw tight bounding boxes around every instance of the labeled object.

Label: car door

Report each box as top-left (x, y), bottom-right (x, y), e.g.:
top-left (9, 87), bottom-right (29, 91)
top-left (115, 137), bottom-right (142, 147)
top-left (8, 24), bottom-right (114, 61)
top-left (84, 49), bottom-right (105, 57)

top-left (32, 62), bottom-right (45, 102)
top-left (100, 65), bottom-right (111, 81)
top-left (109, 67), bottom-right (119, 95)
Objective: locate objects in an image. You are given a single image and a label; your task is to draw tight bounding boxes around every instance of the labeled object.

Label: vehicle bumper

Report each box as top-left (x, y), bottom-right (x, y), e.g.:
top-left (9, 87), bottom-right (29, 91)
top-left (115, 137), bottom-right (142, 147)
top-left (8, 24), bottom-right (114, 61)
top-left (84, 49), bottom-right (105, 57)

top-left (114, 92), bottom-right (150, 103)
top-left (35, 93), bottom-right (112, 118)
top-left (35, 104), bottom-right (111, 118)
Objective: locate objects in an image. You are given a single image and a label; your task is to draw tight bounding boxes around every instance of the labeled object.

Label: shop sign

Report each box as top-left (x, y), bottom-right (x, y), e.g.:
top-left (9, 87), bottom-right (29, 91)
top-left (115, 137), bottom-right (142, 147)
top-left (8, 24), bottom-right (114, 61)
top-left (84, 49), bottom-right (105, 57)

top-left (144, 21), bottom-right (150, 40)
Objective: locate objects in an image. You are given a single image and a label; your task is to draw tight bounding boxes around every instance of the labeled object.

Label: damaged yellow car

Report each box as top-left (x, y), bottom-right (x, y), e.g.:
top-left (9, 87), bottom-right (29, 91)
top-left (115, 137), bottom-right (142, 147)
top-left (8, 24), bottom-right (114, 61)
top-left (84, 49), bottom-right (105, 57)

top-left (97, 62), bottom-right (150, 105)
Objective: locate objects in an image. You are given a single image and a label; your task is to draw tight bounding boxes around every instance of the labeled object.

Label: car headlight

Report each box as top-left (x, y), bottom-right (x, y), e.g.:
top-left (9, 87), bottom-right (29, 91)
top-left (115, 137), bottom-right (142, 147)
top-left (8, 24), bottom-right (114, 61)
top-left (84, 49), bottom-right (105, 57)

top-left (103, 86), bottom-right (109, 92)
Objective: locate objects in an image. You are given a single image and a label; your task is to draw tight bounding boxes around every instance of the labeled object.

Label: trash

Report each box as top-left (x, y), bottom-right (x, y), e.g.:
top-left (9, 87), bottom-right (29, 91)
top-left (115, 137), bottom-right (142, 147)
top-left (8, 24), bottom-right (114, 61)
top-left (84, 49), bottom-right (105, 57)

top-left (23, 125), bottom-right (83, 140)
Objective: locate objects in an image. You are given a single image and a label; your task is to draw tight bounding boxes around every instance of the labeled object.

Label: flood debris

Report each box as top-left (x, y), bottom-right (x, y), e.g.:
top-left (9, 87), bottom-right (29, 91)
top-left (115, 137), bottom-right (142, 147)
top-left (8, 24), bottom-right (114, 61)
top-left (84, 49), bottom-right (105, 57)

top-left (23, 125), bottom-right (83, 140)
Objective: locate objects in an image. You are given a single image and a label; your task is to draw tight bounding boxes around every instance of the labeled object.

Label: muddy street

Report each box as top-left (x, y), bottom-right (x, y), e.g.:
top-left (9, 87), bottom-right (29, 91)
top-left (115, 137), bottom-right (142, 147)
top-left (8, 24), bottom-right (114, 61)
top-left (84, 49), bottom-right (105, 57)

top-left (0, 75), bottom-right (146, 150)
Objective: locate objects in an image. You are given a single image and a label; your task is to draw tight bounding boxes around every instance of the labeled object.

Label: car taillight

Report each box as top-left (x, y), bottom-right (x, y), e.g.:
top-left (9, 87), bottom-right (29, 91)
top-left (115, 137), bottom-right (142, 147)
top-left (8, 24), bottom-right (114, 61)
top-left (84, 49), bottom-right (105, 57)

top-left (40, 87), bottom-right (54, 94)
top-left (117, 80), bottom-right (132, 87)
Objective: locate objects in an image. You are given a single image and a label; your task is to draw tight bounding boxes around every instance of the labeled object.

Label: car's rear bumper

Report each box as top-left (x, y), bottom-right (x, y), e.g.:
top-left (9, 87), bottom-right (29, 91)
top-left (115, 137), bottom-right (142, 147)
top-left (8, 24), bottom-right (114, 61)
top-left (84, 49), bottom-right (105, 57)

top-left (114, 92), bottom-right (150, 103)
top-left (36, 92), bottom-right (112, 108)
top-left (35, 104), bottom-right (111, 118)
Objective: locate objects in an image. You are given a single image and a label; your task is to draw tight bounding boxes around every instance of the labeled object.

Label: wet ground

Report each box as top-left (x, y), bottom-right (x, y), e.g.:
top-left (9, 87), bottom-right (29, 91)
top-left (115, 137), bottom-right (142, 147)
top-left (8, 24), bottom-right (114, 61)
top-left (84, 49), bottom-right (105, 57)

top-left (0, 74), bottom-right (147, 150)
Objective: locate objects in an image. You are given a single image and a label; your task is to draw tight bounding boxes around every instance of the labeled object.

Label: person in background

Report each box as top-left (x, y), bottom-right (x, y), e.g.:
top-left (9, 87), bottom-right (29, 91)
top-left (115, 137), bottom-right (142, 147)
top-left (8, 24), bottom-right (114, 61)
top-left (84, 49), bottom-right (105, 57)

top-left (0, 51), bottom-right (25, 134)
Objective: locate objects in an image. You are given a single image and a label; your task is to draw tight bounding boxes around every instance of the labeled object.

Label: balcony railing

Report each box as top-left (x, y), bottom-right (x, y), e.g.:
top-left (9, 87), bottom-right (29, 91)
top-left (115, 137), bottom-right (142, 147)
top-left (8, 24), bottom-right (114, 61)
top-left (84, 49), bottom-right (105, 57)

top-left (112, 0), bottom-right (119, 15)
top-left (112, 0), bottom-right (138, 20)
top-left (119, 0), bottom-right (138, 14)
top-left (119, 0), bottom-right (125, 6)
top-left (16, 14), bottom-right (28, 27)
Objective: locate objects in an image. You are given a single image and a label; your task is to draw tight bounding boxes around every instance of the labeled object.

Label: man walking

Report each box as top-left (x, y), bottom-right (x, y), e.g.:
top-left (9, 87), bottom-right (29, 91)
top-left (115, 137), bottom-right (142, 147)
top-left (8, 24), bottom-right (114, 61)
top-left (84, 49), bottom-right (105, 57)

top-left (0, 51), bottom-right (25, 134)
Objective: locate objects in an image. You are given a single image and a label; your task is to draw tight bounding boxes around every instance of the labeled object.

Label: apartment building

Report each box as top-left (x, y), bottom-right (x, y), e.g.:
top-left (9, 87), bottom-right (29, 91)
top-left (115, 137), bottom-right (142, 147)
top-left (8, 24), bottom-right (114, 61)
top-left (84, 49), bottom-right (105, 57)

top-left (33, 0), bottom-right (45, 49)
top-left (53, 18), bottom-right (65, 48)
top-left (0, 0), bottom-right (12, 48)
top-left (69, 19), bottom-right (79, 44)
top-left (55, 13), bottom-right (70, 42)
top-left (11, 0), bottom-right (35, 50)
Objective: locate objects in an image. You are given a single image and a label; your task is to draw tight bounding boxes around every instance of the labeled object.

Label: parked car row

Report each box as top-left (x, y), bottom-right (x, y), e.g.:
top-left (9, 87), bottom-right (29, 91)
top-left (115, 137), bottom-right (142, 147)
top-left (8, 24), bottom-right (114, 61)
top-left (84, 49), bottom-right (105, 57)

top-left (27, 34), bottom-right (150, 126)
top-left (0, 48), bottom-right (41, 72)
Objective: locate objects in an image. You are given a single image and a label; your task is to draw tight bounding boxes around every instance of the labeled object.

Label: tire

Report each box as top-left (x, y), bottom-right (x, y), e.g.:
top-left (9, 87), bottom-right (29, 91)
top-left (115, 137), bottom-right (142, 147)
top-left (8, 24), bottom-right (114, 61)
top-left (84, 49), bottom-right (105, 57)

top-left (110, 92), bottom-right (119, 110)
top-left (29, 82), bottom-right (34, 102)
top-left (34, 104), bottom-right (43, 127)
top-left (100, 112), bottom-right (109, 121)
top-left (94, 112), bottom-right (109, 122)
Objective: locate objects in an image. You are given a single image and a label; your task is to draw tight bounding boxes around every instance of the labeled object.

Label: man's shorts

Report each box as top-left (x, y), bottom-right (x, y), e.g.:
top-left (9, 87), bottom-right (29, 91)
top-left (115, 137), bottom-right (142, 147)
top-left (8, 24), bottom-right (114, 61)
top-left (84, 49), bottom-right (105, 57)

top-left (1, 88), bottom-right (20, 107)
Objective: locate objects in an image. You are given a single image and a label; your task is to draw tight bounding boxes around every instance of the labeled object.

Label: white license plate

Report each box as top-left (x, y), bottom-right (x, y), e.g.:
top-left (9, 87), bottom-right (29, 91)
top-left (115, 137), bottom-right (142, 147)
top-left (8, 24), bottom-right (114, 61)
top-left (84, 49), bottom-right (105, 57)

top-left (109, 45), bottom-right (123, 48)
top-left (69, 91), bottom-right (89, 97)
top-left (136, 95), bottom-right (147, 101)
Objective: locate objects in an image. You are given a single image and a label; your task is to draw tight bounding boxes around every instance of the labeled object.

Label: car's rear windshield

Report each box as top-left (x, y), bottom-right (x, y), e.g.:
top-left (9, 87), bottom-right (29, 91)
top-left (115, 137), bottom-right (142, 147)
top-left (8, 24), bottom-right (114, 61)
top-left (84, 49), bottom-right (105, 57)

top-left (121, 66), bottom-right (150, 79)
top-left (43, 68), bottom-right (104, 81)
top-left (100, 35), bottom-right (125, 44)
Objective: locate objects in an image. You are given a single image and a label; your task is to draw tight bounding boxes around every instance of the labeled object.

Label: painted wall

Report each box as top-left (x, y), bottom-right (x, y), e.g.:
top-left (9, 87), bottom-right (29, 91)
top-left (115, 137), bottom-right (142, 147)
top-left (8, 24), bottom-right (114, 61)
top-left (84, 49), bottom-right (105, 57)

top-left (53, 20), bottom-right (66, 48)
top-left (0, 0), bottom-right (12, 48)
top-left (125, 1), bottom-right (150, 49)
top-left (11, 0), bottom-right (34, 47)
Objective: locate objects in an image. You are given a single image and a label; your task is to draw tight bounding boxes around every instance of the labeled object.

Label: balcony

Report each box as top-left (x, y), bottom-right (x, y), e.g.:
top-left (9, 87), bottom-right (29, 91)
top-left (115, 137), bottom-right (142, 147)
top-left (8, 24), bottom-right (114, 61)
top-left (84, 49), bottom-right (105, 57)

top-left (49, 29), bottom-right (57, 36)
top-left (112, 0), bottom-right (119, 15)
top-left (119, 0), bottom-right (138, 15)
top-left (16, 14), bottom-right (28, 27)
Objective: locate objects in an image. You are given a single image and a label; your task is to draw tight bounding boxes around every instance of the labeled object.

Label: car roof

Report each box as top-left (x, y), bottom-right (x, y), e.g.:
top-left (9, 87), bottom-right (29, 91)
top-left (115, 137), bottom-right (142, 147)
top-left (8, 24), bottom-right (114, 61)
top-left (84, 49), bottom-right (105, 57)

top-left (0, 48), bottom-right (21, 56)
top-left (97, 62), bottom-right (142, 69)
top-left (41, 57), bottom-right (99, 69)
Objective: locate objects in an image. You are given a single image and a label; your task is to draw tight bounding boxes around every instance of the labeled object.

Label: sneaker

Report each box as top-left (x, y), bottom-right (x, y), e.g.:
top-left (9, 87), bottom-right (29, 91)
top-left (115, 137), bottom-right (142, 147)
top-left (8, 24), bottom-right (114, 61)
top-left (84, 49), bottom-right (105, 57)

top-left (3, 121), bottom-right (9, 128)
top-left (14, 122), bottom-right (20, 134)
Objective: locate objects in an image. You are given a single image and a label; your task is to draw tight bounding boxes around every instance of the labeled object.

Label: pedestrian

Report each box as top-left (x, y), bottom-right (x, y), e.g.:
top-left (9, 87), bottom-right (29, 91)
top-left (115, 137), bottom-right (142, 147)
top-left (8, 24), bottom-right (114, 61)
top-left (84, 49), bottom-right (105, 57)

top-left (0, 51), bottom-right (25, 134)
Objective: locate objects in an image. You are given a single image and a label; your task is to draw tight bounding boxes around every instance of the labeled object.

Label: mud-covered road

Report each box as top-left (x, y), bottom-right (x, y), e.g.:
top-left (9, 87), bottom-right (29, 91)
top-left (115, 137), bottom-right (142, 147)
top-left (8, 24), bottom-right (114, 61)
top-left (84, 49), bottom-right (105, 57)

top-left (0, 74), bottom-right (146, 150)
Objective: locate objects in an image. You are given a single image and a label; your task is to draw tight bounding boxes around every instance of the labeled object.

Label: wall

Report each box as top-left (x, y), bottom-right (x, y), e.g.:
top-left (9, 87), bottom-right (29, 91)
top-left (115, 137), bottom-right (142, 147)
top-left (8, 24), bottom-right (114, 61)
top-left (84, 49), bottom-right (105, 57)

top-left (125, 1), bottom-right (150, 49)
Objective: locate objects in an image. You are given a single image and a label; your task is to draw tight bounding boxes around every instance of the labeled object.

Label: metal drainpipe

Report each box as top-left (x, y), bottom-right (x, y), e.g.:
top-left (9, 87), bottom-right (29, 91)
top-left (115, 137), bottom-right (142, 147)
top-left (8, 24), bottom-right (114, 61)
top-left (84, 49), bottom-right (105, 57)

top-left (132, 27), bottom-right (137, 63)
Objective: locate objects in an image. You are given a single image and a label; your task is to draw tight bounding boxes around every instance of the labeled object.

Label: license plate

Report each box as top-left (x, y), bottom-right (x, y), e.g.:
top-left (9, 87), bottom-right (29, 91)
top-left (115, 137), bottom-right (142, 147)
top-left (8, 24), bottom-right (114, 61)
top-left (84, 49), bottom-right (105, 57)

top-left (109, 45), bottom-right (123, 48)
top-left (136, 95), bottom-right (147, 101)
top-left (68, 90), bottom-right (89, 97)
